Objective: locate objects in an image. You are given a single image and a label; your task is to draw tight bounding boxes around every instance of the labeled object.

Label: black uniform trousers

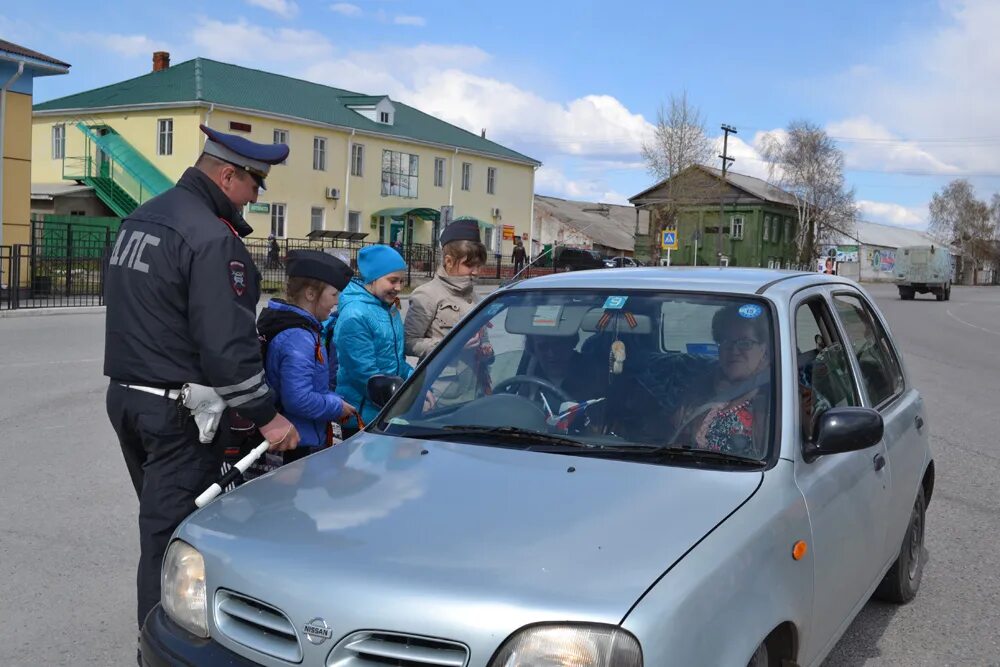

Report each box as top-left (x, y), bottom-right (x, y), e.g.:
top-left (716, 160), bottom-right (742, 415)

top-left (106, 382), bottom-right (225, 629)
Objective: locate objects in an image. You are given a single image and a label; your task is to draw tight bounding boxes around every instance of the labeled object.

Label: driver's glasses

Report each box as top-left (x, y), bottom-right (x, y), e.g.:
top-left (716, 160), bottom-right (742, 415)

top-left (719, 337), bottom-right (763, 353)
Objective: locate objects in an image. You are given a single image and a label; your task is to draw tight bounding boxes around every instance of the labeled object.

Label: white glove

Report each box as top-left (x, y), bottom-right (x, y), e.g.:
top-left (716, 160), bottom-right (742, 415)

top-left (181, 383), bottom-right (228, 444)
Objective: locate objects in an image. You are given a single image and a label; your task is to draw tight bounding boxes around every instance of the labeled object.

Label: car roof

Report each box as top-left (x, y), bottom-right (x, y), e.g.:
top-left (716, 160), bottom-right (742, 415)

top-left (506, 267), bottom-right (861, 298)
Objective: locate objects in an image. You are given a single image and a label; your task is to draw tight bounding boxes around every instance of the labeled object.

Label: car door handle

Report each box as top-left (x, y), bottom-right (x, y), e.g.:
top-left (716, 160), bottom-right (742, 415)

top-left (873, 453), bottom-right (886, 472)
top-left (915, 415), bottom-right (924, 431)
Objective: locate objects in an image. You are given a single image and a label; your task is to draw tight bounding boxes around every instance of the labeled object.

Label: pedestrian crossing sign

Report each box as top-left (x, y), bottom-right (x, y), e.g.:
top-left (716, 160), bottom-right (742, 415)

top-left (661, 229), bottom-right (678, 250)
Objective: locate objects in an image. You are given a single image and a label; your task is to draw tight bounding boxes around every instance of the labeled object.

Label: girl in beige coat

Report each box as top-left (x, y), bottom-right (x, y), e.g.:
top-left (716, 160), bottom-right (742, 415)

top-left (404, 219), bottom-right (488, 361)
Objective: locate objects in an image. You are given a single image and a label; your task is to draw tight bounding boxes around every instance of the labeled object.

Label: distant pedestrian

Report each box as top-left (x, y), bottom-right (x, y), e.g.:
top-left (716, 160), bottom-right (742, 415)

top-left (512, 238), bottom-right (527, 275)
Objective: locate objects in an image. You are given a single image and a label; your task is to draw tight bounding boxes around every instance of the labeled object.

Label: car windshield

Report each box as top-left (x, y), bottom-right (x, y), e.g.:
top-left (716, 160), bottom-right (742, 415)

top-left (378, 290), bottom-right (776, 464)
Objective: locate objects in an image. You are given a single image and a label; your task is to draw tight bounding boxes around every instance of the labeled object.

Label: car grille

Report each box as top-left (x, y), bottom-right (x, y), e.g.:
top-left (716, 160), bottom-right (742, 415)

top-left (215, 590), bottom-right (303, 663)
top-left (327, 631), bottom-right (469, 667)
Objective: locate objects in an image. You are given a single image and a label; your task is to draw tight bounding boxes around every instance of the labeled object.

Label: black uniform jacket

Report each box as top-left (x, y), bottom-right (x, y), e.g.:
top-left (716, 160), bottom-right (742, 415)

top-left (104, 167), bottom-right (277, 426)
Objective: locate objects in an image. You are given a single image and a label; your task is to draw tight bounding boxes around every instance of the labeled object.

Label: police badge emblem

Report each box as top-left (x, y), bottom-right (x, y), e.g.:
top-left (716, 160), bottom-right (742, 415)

top-left (229, 260), bottom-right (247, 296)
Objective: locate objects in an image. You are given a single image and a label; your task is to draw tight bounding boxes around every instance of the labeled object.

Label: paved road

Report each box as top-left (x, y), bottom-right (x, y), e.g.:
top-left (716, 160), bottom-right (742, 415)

top-left (1, 282), bottom-right (998, 665)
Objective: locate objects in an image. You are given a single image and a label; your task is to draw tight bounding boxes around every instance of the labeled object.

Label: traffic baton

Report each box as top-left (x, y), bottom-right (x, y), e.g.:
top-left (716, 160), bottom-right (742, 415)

top-left (195, 440), bottom-right (270, 508)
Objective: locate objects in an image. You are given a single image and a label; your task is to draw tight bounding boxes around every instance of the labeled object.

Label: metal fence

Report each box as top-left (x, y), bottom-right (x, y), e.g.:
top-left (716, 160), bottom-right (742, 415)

top-left (0, 221), bottom-right (566, 311)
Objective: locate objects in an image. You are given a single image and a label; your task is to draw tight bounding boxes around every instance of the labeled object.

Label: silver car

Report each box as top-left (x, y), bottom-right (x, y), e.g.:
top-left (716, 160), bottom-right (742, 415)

top-left (144, 268), bottom-right (933, 667)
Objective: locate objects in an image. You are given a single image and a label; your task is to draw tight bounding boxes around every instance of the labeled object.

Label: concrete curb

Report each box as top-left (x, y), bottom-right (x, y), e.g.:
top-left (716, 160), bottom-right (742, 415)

top-left (0, 305), bottom-right (106, 319)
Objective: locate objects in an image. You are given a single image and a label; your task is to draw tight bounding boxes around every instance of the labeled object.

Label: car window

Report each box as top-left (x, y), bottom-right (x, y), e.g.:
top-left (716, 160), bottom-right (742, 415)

top-left (380, 290), bottom-right (777, 463)
top-left (832, 293), bottom-right (904, 407)
top-left (795, 298), bottom-right (859, 440)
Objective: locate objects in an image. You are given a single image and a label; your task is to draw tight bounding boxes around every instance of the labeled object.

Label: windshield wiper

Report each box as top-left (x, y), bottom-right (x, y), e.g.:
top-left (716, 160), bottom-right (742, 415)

top-left (627, 446), bottom-right (765, 467)
top-left (422, 425), bottom-right (589, 448)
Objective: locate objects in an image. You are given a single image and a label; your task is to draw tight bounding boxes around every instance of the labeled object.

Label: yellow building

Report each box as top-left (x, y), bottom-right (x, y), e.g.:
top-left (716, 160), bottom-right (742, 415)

top-left (31, 54), bottom-right (540, 255)
top-left (2, 40), bottom-right (69, 254)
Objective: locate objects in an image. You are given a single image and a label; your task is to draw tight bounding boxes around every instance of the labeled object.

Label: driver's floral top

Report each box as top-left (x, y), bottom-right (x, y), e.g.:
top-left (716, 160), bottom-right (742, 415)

top-left (696, 398), bottom-right (755, 453)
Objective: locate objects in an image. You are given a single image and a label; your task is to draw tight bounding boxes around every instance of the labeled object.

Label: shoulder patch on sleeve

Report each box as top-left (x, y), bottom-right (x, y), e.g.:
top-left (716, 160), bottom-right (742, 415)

top-left (229, 260), bottom-right (247, 296)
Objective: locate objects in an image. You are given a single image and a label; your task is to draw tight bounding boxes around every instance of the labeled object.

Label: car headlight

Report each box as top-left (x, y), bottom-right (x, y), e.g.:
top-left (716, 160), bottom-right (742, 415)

top-left (161, 540), bottom-right (209, 638)
top-left (489, 624), bottom-right (642, 667)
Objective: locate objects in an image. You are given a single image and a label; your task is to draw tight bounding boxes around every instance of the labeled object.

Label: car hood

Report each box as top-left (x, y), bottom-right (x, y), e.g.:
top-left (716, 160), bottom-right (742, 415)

top-left (180, 433), bottom-right (761, 655)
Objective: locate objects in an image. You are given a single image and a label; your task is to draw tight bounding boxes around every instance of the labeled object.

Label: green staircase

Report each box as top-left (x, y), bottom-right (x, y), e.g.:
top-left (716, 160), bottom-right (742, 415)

top-left (63, 122), bottom-right (175, 217)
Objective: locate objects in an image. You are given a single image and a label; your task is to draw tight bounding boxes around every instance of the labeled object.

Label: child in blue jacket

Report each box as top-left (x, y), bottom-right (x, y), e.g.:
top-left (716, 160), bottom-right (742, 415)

top-left (335, 245), bottom-right (414, 432)
top-left (258, 249), bottom-right (357, 462)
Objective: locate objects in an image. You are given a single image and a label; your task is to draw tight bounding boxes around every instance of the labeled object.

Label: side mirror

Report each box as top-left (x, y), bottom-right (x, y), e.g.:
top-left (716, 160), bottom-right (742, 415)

top-left (805, 407), bottom-right (884, 462)
top-left (367, 375), bottom-right (404, 408)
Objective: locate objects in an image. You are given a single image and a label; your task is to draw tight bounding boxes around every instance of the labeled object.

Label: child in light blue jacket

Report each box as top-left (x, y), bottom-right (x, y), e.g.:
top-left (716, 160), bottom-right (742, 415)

top-left (334, 245), bottom-right (413, 431)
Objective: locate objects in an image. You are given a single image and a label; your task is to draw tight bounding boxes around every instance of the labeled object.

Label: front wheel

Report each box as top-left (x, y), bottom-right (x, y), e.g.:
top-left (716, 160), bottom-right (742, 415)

top-left (875, 487), bottom-right (926, 603)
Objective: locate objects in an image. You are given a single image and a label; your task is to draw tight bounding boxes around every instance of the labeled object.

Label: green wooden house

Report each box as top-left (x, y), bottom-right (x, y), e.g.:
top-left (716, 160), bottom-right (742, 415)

top-left (629, 165), bottom-right (801, 268)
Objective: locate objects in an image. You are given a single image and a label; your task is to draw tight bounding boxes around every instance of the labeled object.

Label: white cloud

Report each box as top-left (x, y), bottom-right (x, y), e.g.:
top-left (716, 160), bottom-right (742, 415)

top-left (394, 15), bottom-right (427, 27)
top-left (246, 0), bottom-right (298, 19)
top-left (330, 3), bottom-right (362, 17)
top-left (857, 200), bottom-right (927, 229)
top-left (190, 19), bottom-right (333, 62)
top-left (826, 117), bottom-right (960, 175)
top-left (62, 32), bottom-right (169, 58)
top-left (834, 0), bottom-right (1000, 176)
top-left (536, 166), bottom-right (627, 204)
top-left (299, 42), bottom-right (650, 160)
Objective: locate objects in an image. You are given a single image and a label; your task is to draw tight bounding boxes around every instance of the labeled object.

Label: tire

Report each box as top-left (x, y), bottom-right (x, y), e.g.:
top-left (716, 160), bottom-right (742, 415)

top-left (875, 487), bottom-right (926, 603)
top-left (747, 642), bottom-right (768, 667)
top-left (899, 288), bottom-right (914, 300)
top-left (945, 284), bottom-right (952, 301)
top-left (935, 289), bottom-right (946, 301)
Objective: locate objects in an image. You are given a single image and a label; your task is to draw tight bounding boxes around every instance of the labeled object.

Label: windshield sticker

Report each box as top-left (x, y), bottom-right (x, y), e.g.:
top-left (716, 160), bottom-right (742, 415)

top-left (602, 295), bottom-right (628, 310)
top-left (532, 305), bottom-right (562, 327)
top-left (388, 417), bottom-right (410, 426)
top-left (738, 303), bottom-right (763, 319)
top-left (485, 302), bottom-right (506, 317)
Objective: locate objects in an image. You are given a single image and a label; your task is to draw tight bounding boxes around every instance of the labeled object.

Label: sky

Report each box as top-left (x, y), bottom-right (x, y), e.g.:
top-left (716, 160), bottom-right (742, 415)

top-left (5, 0), bottom-right (1000, 231)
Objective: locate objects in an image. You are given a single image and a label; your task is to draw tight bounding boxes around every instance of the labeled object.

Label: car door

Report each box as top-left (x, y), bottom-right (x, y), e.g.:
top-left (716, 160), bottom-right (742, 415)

top-left (791, 289), bottom-right (892, 664)
top-left (830, 289), bottom-right (926, 566)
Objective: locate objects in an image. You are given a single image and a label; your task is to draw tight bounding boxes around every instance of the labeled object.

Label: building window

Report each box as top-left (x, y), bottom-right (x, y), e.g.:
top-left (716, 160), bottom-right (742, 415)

top-left (773, 218), bottom-right (781, 243)
top-left (271, 203), bottom-right (287, 238)
top-left (434, 157), bottom-right (445, 187)
top-left (487, 167), bottom-right (497, 195)
top-left (310, 206), bottom-right (325, 232)
top-left (784, 219), bottom-right (793, 243)
top-left (351, 144), bottom-right (364, 177)
top-left (763, 215), bottom-right (770, 241)
top-left (348, 211), bottom-right (361, 233)
top-left (381, 149), bottom-right (419, 198)
top-left (379, 111), bottom-right (390, 123)
top-left (461, 162), bottom-right (472, 191)
top-left (313, 137), bottom-right (327, 171)
top-left (730, 215), bottom-right (745, 240)
top-left (273, 129), bottom-right (288, 164)
top-left (51, 124), bottom-right (65, 160)
top-left (157, 118), bottom-right (173, 156)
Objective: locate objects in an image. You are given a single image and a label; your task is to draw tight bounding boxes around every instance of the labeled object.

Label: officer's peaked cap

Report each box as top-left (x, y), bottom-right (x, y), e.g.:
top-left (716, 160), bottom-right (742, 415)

top-left (200, 124), bottom-right (289, 190)
top-left (286, 249), bottom-right (354, 291)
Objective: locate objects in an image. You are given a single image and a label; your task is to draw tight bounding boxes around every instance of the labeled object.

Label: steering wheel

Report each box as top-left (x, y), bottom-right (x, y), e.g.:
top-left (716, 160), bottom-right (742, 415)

top-left (493, 375), bottom-right (573, 410)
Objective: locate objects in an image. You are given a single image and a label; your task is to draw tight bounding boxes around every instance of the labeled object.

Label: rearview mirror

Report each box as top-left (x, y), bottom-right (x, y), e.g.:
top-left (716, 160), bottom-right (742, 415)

top-left (804, 407), bottom-right (884, 462)
top-left (367, 375), bottom-right (404, 408)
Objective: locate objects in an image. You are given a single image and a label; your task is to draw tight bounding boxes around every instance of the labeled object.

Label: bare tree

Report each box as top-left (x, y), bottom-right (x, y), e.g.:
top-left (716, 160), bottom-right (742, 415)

top-left (641, 92), bottom-right (713, 262)
top-left (929, 179), bottom-right (999, 283)
top-left (760, 121), bottom-right (857, 265)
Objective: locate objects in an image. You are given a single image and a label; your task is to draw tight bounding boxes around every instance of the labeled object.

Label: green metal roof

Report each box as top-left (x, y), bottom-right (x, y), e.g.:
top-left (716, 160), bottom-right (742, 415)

top-left (34, 58), bottom-right (540, 166)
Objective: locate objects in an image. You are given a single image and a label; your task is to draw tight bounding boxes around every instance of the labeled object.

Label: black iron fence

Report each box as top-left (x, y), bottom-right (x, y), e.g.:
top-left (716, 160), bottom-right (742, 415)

top-left (0, 221), bottom-right (561, 311)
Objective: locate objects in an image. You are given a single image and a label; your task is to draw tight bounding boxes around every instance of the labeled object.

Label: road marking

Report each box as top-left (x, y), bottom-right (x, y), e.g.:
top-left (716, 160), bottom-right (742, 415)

top-left (946, 304), bottom-right (1000, 336)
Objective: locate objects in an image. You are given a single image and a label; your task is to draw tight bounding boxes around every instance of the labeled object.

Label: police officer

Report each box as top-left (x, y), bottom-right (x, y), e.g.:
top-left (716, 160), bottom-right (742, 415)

top-left (104, 124), bottom-right (301, 637)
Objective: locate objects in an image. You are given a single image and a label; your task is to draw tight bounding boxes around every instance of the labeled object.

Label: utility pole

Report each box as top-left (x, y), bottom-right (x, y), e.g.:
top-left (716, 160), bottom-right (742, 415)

top-left (717, 124), bottom-right (737, 265)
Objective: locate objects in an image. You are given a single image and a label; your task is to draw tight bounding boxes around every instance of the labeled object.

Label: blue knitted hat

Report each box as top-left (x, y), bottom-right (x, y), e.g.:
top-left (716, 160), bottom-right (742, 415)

top-left (358, 245), bottom-right (406, 283)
